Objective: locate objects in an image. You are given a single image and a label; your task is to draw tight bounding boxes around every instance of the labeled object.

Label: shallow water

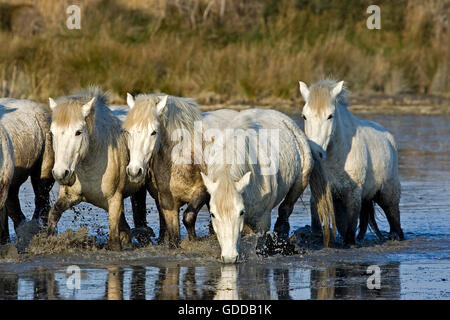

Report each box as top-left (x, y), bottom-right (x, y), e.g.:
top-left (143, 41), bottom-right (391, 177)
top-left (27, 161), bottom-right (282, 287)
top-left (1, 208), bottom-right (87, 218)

top-left (0, 114), bottom-right (449, 300)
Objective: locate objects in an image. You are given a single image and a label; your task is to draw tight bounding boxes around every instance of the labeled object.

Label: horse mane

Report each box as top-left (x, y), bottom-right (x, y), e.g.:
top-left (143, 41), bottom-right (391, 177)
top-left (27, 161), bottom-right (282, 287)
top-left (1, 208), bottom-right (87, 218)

top-left (308, 79), bottom-right (349, 112)
top-left (206, 115), bottom-right (265, 217)
top-left (123, 94), bottom-right (201, 146)
top-left (213, 171), bottom-right (240, 219)
top-left (53, 86), bottom-right (122, 143)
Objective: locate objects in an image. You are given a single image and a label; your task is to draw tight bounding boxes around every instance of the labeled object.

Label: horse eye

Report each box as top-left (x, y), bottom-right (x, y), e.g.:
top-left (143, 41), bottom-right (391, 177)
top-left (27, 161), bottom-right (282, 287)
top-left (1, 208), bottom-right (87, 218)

top-left (210, 213), bottom-right (215, 219)
top-left (327, 114), bottom-right (333, 120)
top-left (240, 210), bottom-right (245, 216)
top-left (302, 115), bottom-right (307, 120)
top-left (75, 130), bottom-right (82, 136)
top-left (151, 131), bottom-right (157, 136)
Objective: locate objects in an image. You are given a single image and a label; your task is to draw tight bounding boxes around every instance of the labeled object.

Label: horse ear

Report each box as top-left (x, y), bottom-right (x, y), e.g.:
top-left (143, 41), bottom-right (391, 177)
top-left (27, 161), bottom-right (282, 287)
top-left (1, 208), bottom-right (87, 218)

top-left (126, 93), bottom-right (135, 109)
top-left (81, 97), bottom-right (96, 118)
top-left (49, 98), bottom-right (57, 110)
top-left (331, 81), bottom-right (344, 99)
top-left (200, 172), bottom-right (217, 193)
top-left (299, 81), bottom-right (309, 101)
top-left (156, 95), bottom-right (168, 115)
top-left (236, 171), bottom-right (251, 193)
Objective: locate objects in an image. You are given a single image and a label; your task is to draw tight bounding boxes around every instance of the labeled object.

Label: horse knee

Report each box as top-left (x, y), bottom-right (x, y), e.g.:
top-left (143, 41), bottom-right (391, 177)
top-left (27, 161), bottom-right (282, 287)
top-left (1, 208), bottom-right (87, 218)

top-left (182, 210), bottom-right (196, 226)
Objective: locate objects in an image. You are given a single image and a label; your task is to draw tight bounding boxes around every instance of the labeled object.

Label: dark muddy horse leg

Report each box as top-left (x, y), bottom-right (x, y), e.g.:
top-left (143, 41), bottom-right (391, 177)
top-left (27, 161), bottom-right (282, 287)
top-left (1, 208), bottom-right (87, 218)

top-left (31, 131), bottom-right (55, 226)
top-left (0, 207), bottom-right (9, 244)
top-left (357, 200), bottom-right (383, 241)
top-left (130, 186), bottom-right (155, 243)
top-left (274, 174), bottom-right (308, 239)
top-left (131, 186), bottom-right (148, 229)
top-left (375, 195), bottom-right (404, 241)
top-left (183, 190), bottom-right (209, 241)
top-left (30, 177), bottom-right (54, 225)
top-left (5, 185), bottom-right (26, 230)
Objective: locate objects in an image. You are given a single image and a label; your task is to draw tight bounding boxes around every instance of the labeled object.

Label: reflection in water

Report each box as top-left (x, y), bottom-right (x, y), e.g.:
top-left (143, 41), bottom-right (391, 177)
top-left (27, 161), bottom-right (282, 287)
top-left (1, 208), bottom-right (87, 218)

top-left (214, 265), bottom-right (238, 300)
top-left (0, 262), bottom-right (403, 300)
top-left (106, 266), bottom-right (124, 300)
top-left (0, 273), bottom-right (17, 300)
top-left (310, 262), bottom-right (401, 300)
top-left (130, 266), bottom-right (146, 300)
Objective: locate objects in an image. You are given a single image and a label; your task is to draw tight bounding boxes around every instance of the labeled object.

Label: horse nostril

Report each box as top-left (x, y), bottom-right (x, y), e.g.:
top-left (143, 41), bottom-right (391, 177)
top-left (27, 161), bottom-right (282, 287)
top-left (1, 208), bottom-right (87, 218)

top-left (137, 167), bottom-right (143, 177)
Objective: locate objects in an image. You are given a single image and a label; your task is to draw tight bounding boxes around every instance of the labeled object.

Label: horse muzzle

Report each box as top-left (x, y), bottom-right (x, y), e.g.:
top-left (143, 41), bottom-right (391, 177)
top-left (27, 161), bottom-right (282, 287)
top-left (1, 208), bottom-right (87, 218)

top-left (126, 164), bottom-right (145, 183)
top-left (52, 168), bottom-right (76, 186)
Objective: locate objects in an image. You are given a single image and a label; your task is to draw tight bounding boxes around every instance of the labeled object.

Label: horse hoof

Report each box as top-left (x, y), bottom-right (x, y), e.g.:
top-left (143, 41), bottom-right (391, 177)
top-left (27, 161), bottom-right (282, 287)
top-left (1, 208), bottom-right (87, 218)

top-left (130, 227), bottom-right (154, 247)
top-left (388, 232), bottom-right (404, 241)
top-left (108, 240), bottom-right (122, 251)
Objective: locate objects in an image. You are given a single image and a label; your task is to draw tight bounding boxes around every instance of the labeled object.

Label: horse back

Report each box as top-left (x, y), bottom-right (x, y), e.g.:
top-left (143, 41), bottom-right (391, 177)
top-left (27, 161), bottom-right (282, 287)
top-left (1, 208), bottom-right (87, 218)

top-left (0, 99), bottom-right (50, 176)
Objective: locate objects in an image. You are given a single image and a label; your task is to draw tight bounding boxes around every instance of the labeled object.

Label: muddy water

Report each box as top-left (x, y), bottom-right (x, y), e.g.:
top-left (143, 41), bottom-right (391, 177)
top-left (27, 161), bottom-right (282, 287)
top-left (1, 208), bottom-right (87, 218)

top-left (0, 114), bottom-right (449, 300)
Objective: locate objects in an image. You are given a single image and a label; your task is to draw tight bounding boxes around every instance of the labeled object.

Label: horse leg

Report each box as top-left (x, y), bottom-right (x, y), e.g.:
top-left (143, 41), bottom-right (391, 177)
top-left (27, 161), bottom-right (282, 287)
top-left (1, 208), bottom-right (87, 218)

top-left (30, 175), bottom-right (54, 226)
top-left (375, 189), bottom-right (404, 240)
top-left (206, 202), bottom-right (214, 236)
top-left (131, 186), bottom-right (147, 228)
top-left (275, 178), bottom-right (306, 239)
top-left (0, 207), bottom-right (9, 244)
top-left (118, 201), bottom-right (132, 249)
top-left (47, 187), bottom-right (81, 235)
top-left (357, 200), bottom-right (372, 241)
top-left (158, 195), bottom-right (180, 248)
top-left (341, 191), bottom-right (361, 247)
top-left (145, 180), bottom-right (167, 244)
top-left (32, 133), bottom-right (55, 225)
top-left (183, 191), bottom-right (209, 241)
top-left (107, 194), bottom-right (126, 251)
top-left (5, 186), bottom-right (26, 231)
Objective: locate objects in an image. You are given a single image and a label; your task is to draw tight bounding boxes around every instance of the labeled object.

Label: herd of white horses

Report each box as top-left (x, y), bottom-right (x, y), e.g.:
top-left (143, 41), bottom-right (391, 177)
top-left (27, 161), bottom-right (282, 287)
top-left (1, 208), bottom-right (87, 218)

top-left (0, 79), bottom-right (404, 264)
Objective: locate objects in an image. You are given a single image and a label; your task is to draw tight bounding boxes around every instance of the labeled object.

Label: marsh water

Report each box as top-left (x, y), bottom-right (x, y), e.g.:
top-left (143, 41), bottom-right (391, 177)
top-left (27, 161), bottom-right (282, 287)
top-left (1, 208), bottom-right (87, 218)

top-left (0, 114), bottom-right (449, 300)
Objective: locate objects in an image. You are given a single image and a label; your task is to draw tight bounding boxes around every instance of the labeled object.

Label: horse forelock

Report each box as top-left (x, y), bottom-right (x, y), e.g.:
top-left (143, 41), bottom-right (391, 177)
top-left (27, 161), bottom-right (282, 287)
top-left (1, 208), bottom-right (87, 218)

top-left (52, 89), bottom-right (122, 145)
top-left (213, 170), bottom-right (240, 220)
top-left (123, 94), bottom-right (201, 143)
top-left (52, 87), bottom-right (109, 128)
top-left (123, 97), bottom-right (158, 131)
top-left (308, 79), bottom-right (349, 114)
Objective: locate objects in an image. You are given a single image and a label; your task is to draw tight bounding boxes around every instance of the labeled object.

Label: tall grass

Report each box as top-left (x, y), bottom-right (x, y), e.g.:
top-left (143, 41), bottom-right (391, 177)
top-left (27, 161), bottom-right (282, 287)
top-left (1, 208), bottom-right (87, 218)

top-left (0, 0), bottom-right (448, 104)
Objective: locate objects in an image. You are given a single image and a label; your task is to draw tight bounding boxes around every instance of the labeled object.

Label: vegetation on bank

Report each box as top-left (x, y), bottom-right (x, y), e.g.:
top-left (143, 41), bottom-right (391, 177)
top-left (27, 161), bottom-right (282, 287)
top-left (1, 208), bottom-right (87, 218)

top-left (0, 0), bottom-right (448, 106)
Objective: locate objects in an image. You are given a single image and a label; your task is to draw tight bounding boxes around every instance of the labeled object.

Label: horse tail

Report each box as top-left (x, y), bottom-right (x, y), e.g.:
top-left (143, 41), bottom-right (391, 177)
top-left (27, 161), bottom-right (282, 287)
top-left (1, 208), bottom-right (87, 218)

top-left (309, 148), bottom-right (336, 247)
top-left (369, 204), bottom-right (384, 240)
top-left (358, 200), bottom-right (383, 241)
top-left (281, 119), bottom-right (335, 247)
top-left (280, 119), bottom-right (313, 192)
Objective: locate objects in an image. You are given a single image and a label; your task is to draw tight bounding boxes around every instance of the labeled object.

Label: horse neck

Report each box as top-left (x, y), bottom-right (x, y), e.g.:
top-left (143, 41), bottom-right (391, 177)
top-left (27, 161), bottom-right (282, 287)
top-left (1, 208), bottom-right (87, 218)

top-left (83, 116), bottom-right (115, 163)
top-left (328, 104), bottom-right (358, 157)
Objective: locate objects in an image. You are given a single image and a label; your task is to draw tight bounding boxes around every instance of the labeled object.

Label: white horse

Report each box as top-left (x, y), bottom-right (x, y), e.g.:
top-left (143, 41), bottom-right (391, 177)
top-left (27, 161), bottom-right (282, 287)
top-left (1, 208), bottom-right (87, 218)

top-left (0, 123), bottom-right (14, 244)
top-left (201, 109), bottom-right (334, 263)
top-left (299, 79), bottom-right (404, 246)
top-left (0, 98), bottom-right (54, 236)
top-left (47, 87), bottom-right (150, 250)
top-left (123, 94), bottom-right (235, 246)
